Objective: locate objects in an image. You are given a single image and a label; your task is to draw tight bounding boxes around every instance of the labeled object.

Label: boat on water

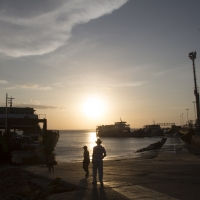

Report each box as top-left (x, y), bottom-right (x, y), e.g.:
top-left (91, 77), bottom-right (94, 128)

top-left (0, 98), bottom-right (59, 160)
top-left (135, 137), bottom-right (167, 153)
top-left (143, 124), bottom-right (164, 136)
top-left (96, 119), bottom-right (143, 137)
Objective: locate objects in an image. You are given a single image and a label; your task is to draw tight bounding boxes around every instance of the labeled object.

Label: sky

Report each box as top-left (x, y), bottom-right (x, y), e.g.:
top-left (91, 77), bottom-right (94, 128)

top-left (0, 0), bottom-right (200, 130)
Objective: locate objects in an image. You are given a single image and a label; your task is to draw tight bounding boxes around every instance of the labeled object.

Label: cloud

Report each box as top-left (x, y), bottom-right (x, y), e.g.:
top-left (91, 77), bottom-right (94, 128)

top-left (17, 103), bottom-right (58, 109)
top-left (154, 66), bottom-right (189, 77)
top-left (63, 73), bottom-right (147, 89)
top-left (110, 81), bottom-right (147, 88)
top-left (4, 98), bottom-right (62, 109)
top-left (0, 0), bottom-right (128, 57)
top-left (0, 97), bottom-right (63, 109)
top-left (0, 80), bottom-right (8, 84)
top-left (52, 82), bottom-right (65, 87)
top-left (6, 83), bottom-right (52, 90)
top-left (0, 102), bottom-right (58, 109)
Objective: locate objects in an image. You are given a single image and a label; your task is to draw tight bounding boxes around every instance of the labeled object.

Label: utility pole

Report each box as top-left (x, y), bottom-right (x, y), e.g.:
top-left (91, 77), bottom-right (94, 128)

top-left (5, 94), bottom-right (15, 156)
top-left (5, 94), bottom-right (8, 135)
top-left (7, 96), bottom-right (14, 107)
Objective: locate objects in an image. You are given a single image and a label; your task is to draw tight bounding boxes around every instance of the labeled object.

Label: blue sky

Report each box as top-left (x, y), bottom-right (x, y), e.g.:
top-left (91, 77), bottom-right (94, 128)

top-left (0, 0), bottom-right (200, 129)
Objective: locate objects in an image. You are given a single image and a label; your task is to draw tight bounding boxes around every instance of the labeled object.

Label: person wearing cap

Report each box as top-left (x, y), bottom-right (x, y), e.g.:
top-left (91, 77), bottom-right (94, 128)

top-left (92, 138), bottom-right (106, 186)
top-left (82, 145), bottom-right (90, 177)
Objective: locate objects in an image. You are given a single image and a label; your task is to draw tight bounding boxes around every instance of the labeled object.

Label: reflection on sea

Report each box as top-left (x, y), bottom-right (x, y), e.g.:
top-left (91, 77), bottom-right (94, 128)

top-left (54, 130), bottom-right (192, 163)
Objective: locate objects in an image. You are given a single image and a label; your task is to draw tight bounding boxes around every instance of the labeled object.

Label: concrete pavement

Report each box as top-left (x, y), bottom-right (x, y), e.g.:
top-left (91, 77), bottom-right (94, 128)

top-left (22, 150), bottom-right (200, 200)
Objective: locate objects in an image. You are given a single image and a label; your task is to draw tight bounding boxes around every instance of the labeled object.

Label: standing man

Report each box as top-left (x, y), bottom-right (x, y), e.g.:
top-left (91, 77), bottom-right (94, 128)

top-left (83, 145), bottom-right (90, 177)
top-left (92, 138), bottom-right (106, 186)
top-left (46, 152), bottom-right (55, 173)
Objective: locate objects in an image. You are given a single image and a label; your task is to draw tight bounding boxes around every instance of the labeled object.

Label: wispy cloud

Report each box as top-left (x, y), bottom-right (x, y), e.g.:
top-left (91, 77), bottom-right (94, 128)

top-left (109, 81), bottom-right (147, 88)
top-left (154, 66), bottom-right (189, 77)
top-left (17, 103), bottom-right (58, 109)
top-left (9, 99), bottom-right (63, 109)
top-left (0, 99), bottom-right (63, 109)
top-left (0, 0), bottom-right (128, 57)
top-left (63, 73), bottom-right (147, 89)
top-left (52, 82), bottom-right (65, 87)
top-left (6, 83), bottom-right (52, 90)
top-left (0, 80), bottom-right (8, 84)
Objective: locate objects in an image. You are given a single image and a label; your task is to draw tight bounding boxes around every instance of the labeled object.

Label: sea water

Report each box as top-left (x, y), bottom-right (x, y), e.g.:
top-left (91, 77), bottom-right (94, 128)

top-left (54, 130), bottom-right (189, 163)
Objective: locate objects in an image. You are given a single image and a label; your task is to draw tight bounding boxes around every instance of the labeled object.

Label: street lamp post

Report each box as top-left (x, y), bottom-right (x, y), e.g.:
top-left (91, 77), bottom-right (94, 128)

top-left (180, 115), bottom-right (182, 126)
top-left (188, 51), bottom-right (200, 129)
top-left (186, 108), bottom-right (189, 127)
top-left (193, 101), bottom-right (196, 121)
top-left (182, 113), bottom-right (184, 126)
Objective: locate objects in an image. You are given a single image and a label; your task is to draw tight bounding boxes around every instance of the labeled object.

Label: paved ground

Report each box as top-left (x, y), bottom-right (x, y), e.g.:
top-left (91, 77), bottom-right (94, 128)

top-left (23, 148), bottom-right (200, 200)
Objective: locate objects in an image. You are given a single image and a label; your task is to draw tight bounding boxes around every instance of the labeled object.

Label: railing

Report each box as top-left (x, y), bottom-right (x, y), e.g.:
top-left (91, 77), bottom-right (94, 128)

top-left (157, 123), bottom-right (175, 127)
top-left (38, 114), bottom-right (46, 119)
top-left (0, 114), bottom-right (38, 119)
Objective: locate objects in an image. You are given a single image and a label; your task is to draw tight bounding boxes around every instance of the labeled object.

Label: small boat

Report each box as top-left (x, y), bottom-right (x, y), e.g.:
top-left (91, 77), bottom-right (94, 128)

top-left (179, 129), bottom-right (195, 144)
top-left (135, 137), bottom-right (167, 153)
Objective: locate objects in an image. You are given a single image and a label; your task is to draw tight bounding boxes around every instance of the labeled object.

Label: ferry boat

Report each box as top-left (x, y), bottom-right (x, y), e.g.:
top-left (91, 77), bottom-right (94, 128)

top-left (143, 124), bottom-right (163, 136)
top-left (0, 97), bottom-right (59, 159)
top-left (96, 119), bottom-right (143, 137)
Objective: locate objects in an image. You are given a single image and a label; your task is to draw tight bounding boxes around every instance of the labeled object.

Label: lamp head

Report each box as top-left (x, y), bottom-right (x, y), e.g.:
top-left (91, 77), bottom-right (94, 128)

top-left (188, 51), bottom-right (196, 60)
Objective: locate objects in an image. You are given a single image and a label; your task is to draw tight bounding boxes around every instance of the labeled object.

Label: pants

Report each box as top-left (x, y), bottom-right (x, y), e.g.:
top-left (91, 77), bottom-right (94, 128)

top-left (92, 162), bottom-right (103, 183)
top-left (83, 161), bottom-right (90, 173)
top-left (47, 163), bottom-right (54, 172)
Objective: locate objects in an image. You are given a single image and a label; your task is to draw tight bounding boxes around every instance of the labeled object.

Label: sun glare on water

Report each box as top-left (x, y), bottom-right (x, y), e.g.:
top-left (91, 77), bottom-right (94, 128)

top-left (82, 97), bottom-right (106, 118)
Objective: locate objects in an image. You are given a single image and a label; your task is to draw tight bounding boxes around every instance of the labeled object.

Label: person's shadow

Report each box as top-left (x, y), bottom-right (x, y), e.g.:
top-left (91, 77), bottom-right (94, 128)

top-left (72, 177), bottom-right (88, 199)
top-left (99, 186), bottom-right (108, 200)
top-left (92, 184), bottom-right (108, 200)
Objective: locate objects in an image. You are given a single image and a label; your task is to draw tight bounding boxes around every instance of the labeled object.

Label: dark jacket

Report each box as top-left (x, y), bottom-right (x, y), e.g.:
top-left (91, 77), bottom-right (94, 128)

top-left (83, 150), bottom-right (90, 163)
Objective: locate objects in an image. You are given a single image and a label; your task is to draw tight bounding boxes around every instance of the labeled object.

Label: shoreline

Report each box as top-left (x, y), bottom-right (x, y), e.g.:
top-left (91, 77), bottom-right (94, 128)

top-left (3, 135), bottom-right (200, 166)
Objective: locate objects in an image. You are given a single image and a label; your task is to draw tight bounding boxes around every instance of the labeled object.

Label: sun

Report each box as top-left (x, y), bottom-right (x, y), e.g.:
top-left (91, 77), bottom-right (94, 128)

top-left (82, 97), bottom-right (105, 118)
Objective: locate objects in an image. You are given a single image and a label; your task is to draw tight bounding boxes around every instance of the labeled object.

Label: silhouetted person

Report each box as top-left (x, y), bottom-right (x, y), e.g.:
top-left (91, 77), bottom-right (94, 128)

top-left (46, 152), bottom-right (55, 173)
top-left (83, 145), bottom-right (90, 177)
top-left (92, 138), bottom-right (106, 186)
